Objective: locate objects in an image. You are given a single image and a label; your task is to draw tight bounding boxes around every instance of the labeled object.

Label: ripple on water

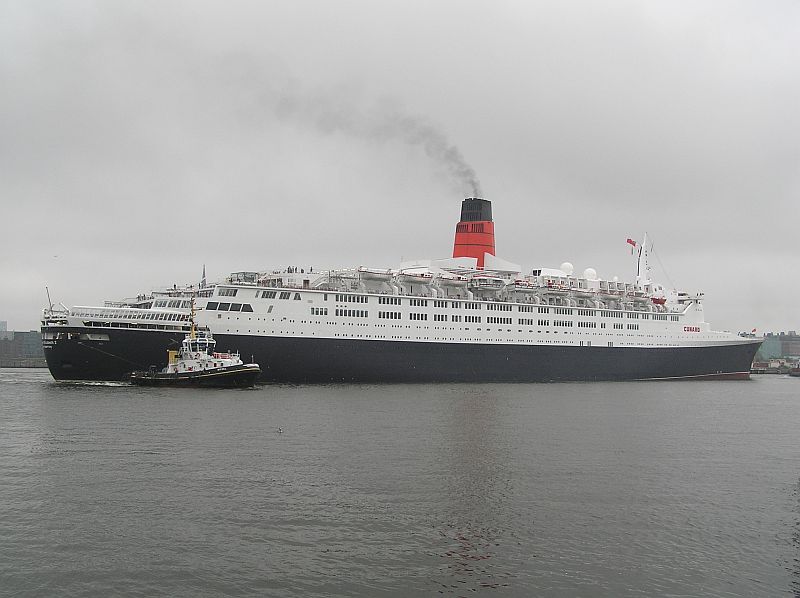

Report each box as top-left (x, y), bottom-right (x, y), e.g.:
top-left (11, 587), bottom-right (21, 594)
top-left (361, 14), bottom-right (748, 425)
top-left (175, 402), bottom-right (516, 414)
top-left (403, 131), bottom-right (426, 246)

top-left (0, 371), bottom-right (799, 597)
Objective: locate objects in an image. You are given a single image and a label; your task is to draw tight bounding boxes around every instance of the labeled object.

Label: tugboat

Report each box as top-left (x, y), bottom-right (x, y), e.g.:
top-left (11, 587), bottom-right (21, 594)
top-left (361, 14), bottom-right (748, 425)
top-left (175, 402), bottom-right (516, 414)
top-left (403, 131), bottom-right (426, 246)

top-left (130, 304), bottom-right (260, 388)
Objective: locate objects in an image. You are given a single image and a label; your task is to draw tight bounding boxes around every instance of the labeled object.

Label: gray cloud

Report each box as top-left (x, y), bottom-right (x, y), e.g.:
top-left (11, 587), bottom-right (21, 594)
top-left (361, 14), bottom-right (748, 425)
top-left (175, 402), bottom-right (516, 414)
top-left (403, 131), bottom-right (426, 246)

top-left (0, 0), bottom-right (798, 334)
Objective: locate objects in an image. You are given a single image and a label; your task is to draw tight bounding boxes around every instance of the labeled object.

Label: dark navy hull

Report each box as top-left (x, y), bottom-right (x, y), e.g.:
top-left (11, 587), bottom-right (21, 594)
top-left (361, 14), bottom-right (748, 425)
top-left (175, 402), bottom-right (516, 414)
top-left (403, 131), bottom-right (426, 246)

top-left (43, 326), bottom-right (761, 383)
top-left (43, 328), bottom-right (186, 382)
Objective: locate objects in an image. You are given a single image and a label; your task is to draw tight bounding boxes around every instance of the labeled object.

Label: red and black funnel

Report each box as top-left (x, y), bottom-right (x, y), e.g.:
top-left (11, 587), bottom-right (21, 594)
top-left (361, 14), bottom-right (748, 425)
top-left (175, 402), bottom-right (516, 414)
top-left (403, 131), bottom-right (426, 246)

top-left (452, 197), bottom-right (495, 269)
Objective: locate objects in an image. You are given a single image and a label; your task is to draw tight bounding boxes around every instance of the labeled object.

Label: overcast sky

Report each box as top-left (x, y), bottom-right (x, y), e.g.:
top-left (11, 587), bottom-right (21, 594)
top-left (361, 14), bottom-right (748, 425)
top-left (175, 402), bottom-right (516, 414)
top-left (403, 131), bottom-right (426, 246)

top-left (1, 0), bottom-right (798, 333)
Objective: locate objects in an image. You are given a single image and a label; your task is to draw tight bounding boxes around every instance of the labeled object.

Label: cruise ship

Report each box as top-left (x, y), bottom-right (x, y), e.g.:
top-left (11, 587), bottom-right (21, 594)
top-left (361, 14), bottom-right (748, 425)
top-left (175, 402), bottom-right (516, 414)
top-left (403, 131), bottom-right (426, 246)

top-left (41, 197), bottom-right (761, 382)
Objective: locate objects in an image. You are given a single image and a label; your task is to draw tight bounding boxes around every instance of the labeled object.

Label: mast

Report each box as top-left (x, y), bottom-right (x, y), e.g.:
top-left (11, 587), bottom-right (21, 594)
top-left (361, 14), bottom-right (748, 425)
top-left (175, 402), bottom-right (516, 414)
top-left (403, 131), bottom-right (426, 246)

top-left (636, 232), bottom-right (652, 287)
top-left (189, 297), bottom-right (196, 340)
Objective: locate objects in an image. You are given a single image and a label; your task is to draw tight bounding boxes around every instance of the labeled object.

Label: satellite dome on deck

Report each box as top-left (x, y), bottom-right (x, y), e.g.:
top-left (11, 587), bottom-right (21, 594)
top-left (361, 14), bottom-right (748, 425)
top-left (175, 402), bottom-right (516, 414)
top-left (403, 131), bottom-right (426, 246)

top-left (560, 262), bottom-right (574, 276)
top-left (583, 268), bottom-right (598, 280)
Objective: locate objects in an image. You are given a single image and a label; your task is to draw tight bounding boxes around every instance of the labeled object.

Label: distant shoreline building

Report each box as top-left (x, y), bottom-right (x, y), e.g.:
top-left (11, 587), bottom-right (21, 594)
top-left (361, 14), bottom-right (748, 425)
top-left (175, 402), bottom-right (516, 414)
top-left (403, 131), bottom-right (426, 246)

top-left (0, 324), bottom-right (46, 367)
top-left (0, 320), bottom-right (12, 341)
top-left (755, 331), bottom-right (800, 361)
top-left (751, 331), bottom-right (799, 373)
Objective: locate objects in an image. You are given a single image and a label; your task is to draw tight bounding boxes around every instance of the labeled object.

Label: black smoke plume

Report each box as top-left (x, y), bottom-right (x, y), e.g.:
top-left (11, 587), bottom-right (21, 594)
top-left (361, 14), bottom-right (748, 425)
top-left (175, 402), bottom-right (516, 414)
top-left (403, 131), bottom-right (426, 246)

top-left (271, 89), bottom-right (482, 197)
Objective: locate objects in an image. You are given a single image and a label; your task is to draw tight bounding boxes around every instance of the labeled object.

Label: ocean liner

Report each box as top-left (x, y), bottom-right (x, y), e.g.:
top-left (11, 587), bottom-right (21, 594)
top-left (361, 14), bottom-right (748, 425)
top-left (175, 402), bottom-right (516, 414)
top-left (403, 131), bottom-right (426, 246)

top-left (42, 197), bottom-right (761, 382)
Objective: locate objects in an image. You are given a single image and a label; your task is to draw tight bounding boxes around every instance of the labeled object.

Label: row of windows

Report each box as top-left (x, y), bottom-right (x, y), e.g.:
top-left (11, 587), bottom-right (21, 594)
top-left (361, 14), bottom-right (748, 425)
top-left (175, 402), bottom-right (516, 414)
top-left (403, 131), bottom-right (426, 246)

top-left (71, 309), bottom-right (179, 321)
top-left (554, 320), bottom-right (574, 327)
top-left (335, 309), bottom-right (367, 317)
top-left (218, 288), bottom-right (238, 297)
top-left (206, 302), bottom-right (254, 313)
top-left (613, 323), bottom-right (624, 330)
top-left (487, 317), bottom-right (512, 324)
top-left (152, 299), bottom-right (193, 309)
top-left (577, 321), bottom-right (597, 328)
top-left (465, 315), bottom-right (481, 323)
top-left (311, 308), bottom-right (328, 316)
top-left (487, 303), bottom-right (512, 312)
top-left (434, 314), bottom-right (448, 322)
top-left (601, 310), bottom-right (624, 318)
top-left (249, 289), bottom-right (683, 321)
top-left (84, 321), bottom-right (187, 331)
top-left (628, 324), bottom-right (640, 330)
top-left (378, 311), bottom-right (401, 319)
top-left (410, 313), bottom-right (428, 321)
top-left (247, 289), bottom-right (686, 323)
top-left (336, 294), bottom-right (367, 303)
top-left (148, 312), bottom-right (189, 321)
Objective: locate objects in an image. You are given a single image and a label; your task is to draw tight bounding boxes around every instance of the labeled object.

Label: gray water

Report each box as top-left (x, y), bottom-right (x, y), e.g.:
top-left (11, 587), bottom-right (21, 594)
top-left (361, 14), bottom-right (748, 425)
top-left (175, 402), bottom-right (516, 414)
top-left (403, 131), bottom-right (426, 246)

top-left (1, 369), bottom-right (799, 597)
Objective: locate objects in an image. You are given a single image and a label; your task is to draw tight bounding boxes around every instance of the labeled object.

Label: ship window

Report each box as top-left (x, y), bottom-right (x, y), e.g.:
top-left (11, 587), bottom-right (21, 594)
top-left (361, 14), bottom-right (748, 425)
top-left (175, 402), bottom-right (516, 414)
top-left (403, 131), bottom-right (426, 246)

top-left (168, 300), bottom-right (180, 308)
top-left (294, 293), bottom-right (301, 300)
top-left (217, 302), bottom-right (231, 311)
top-left (279, 292), bottom-right (291, 300)
top-left (219, 288), bottom-right (238, 297)
top-left (206, 302), bottom-right (219, 310)
top-left (241, 304), bottom-right (253, 312)
top-left (229, 303), bottom-right (242, 312)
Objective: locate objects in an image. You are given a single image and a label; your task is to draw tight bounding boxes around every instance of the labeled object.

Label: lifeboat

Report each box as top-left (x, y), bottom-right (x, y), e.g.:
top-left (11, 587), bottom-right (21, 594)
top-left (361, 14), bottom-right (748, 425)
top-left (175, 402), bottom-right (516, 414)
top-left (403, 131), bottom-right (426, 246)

top-left (397, 270), bottom-right (433, 282)
top-left (573, 286), bottom-right (596, 298)
top-left (438, 273), bottom-right (469, 288)
top-left (470, 274), bottom-right (505, 289)
top-left (512, 279), bottom-right (539, 293)
top-left (358, 266), bottom-right (393, 281)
